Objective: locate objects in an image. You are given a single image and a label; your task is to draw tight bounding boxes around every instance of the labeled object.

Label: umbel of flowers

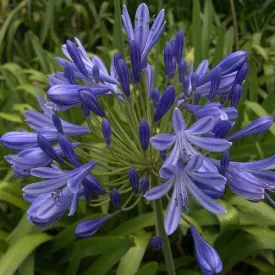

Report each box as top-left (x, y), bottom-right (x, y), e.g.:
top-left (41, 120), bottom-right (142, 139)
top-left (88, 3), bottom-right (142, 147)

top-left (1, 3), bottom-right (275, 274)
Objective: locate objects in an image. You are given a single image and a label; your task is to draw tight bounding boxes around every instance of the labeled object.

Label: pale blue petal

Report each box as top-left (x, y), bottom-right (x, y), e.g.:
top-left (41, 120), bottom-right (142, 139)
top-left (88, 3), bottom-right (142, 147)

top-left (172, 108), bottom-right (186, 133)
top-left (185, 116), bottom-right (214, 135)
top-left (150, 134), bottom-right (176, 151)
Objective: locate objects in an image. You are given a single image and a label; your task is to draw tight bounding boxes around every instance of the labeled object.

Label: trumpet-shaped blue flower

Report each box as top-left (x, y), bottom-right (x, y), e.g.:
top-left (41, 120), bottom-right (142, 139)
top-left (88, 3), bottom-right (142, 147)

top-left (121, 3), bottom-right (166, 67)
top-left (145, 155), bottom-right (226, 235)
top-left (22, 161), bottom-right (96, 195)
top-left (151, 108), bottom-right (232, 167)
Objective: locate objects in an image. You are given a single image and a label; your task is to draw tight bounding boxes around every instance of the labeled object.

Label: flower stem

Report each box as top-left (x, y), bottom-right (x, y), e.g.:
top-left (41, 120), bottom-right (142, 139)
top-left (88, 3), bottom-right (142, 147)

top-left (153, 199), bottom-right (176, 275)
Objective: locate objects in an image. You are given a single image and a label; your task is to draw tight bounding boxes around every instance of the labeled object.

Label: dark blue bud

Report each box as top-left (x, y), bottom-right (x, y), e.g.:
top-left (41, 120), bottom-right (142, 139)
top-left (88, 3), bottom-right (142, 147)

top-left (183, 75), bottom-right (189, 95)
top-left (190, 225), bottom-right (223, 275)
top-left (141, 176), bottom-right (149, 194)
top-left (170, 39), bottom-right (176, 56)
top-left (102, 119), bottom-right (111, 146)
top-left (81, 103), bottom-right (90, 118)
top-left (175, 30), bottom-right (184, 63)
top-left (64, 64), bottom-right (76, 84)
top-left (117, 59), bottom-right (130, 97)
top-left (149, 236), bottom-right (162, 251)
top-left (57, 134), bottom-right (81, 167)
top-left (110, 189), bottom-right (121, 209)
top-left (93, 65), bottom-right (100, 83)
top-left (209, 67), bottom-right (222, 102)
top-left (164, 43), bottom-right (173, 77)
top-left (191, 72), bottom-right (198, 91)
top-left (168, 57), bottom-right (177, 79)
top-left (231, 84), bottom-right (242, 107)
top-left (130, 40), bottom-right (141, 84)
top-left (78, 90), bottom-right (105, 117)
top-left (220, 151), bottom-right (230, 175)
top-left (52, 114), bottom-right (64, 135)
top-left (37, 134), bottom-right (63, 163)
top-left (213, 120), bottom-right (233, 138)
top-left (160, 150), bottom-right (167, 161)
top-left (128, 168), bottom-right (139, 194)
top-left (193, 94), bottom-right (201, 105)
top-left (114, 51), bottom-right (122, 72)
top-left (154, 85), bottom-right (176, 122)
top-left (234, 62), bottom-right (248, 86)
top-left (151, 88), bottom-right (160, 108)
top-left (228, 117), bottom-right (274, 141)
top-left (66, 40), bottom-right (89, 78)
top-left (218, 51), bottom-right (247, 75)
top-left (179, 58), bottom-right (187, 83)
top-left (139, 119), bottom-right (150, 151)
top-left (83, 175), bottom-right (106, 195)
top-left (75, 216), bottom-right (110, 237)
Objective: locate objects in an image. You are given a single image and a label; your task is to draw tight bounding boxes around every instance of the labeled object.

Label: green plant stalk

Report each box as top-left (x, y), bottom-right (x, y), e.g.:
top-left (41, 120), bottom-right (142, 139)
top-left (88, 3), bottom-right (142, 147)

top-left (114, 0), bottom-right (125, 57)
top-left (153, 199), bottom-right (176, 275)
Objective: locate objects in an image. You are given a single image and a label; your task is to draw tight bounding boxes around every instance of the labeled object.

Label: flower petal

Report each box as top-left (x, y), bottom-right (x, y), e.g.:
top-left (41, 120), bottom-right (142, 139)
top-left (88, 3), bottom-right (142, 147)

top-left (185, 116), bottom-right (214, 135)
top-left (144, 177), bottom-right (174, 201)
top-left (185, 134), bottom-right (232, 152)
top-left (172, 108), bottom-right (186, 133)
top-left (150, 134), bottom-right (176, 151)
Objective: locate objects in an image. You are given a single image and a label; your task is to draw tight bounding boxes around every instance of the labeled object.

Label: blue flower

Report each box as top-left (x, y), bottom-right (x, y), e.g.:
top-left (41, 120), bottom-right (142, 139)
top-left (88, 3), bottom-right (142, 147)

top-left (22, 161), bottom-right (96, 195)
top-left (145, 155), bottom-right (226, 235)
top-left (121, 3), bottom-right (166, 67)
top-left (190, 225), bottom-right (223, 275)
top-left (151, 108), bottom-right (232, 167)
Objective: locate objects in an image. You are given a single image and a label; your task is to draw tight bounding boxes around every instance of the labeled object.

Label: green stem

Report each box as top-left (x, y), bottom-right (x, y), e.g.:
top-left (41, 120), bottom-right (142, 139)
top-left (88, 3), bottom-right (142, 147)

top-left (153, 199), bottom-right (176, 275)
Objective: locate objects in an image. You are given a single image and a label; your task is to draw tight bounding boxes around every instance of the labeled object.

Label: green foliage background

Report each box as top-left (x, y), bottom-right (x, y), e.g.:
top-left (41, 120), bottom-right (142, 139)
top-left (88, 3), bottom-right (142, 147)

top-left (0, 0), bottom-right (275, 274)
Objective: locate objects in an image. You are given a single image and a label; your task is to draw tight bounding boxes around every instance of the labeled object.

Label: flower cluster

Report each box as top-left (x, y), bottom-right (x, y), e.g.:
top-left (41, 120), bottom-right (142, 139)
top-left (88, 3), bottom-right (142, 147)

top-left (1, 3), bottom-right (275, 274)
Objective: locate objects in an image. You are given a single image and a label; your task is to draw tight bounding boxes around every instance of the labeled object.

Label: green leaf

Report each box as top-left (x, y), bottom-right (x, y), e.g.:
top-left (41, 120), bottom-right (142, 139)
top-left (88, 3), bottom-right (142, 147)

top-left (84, 236), bottom-right (133, 275)
top-left (116, 231), bottom-right (151, 275)
top-left (108, 212), bottom-right (155, 236)
top-left (192, 0), bottom-right (202, 66)
top-left (0, 112), bottom-right (22, 123)
top-left (135, 262), bottom-right (158, 275)
top-left (18, 253), bottom-right (35, 275)
top-left (0, 233), bottom-right (52, 275)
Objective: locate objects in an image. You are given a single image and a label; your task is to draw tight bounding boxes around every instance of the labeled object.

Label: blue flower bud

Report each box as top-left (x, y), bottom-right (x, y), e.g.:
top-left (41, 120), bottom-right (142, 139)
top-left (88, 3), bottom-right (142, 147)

top-left (164, 43), bottom-right (173, 77)
top-left (102, 119), bottom-right (111, 146)
top-left (160, 150), bottom-right (167, 161)
top-left (92, 65), bottom-right (100, 83)
top-left (179, 58), bottom-right (187, 83)
top-left (208, 67), bottom-right (222, 102)
top-left (228, 117), bottom-right (274, 141)
top-left (75, 215), bottom-right (110, 237)
top-left (149, 236), bottom-right (162, 251)
top-left (141, 176), bottom-right (149, 194)
top-left (110, 189), bottom-right (121, 209)
top-left (213, 120), bottom-right (233, 138)
top-left (175, 30), bottom-right (184, 63)
top-left (128, 168), bottom-right (139, 194)
top-left (154, 85), bottom-right (176, 122)
top-left (191, 72), bottom-right (198, 91)
top-left (182, 75), bottom-right (189, 96)
top-left (37, 134), bottom-right (63, 163)
top-left (78, 90), bottom-right (105, 117)
top-left (130, 40), bottom-right (141, 84)
top-left (139, 119), bottom-right (150, 151)
top-left (64, 64), bottom-right (76, 84)
top-left (220, 151), bottom-right (230, 175)
top-left (52, 114), bottom-right (64, 135)
top-left (83, 175), bottom-right (106, 195)
top-left (234, 62), bottom-right (248, 86)
top-left (114, 51), bottom-right (122, 72)
top-left (231, 84), bottom-right (242, 107)
top-left (190, 225), bottom-right (223, 275)
top-left (66, 40), bottom-right (89, 78)
top-left (151, 88), bottom-right (160, 108)
top-left (117, 59), bottom-right (130, 97)
top-left (57, 134), bottom-right (81, 167)
top-left (168, 57), bottom-right (177, 79)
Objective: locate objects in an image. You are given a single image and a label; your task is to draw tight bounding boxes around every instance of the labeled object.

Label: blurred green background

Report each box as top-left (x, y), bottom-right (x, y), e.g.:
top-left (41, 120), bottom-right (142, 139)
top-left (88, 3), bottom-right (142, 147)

top-left (0, 0), bottom-right (275, 274)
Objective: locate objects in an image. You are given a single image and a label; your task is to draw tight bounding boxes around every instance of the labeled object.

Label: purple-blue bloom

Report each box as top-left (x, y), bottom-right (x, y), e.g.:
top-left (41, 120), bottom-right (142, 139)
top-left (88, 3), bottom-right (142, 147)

top-left (145, 155), bottom-right (226, 235)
